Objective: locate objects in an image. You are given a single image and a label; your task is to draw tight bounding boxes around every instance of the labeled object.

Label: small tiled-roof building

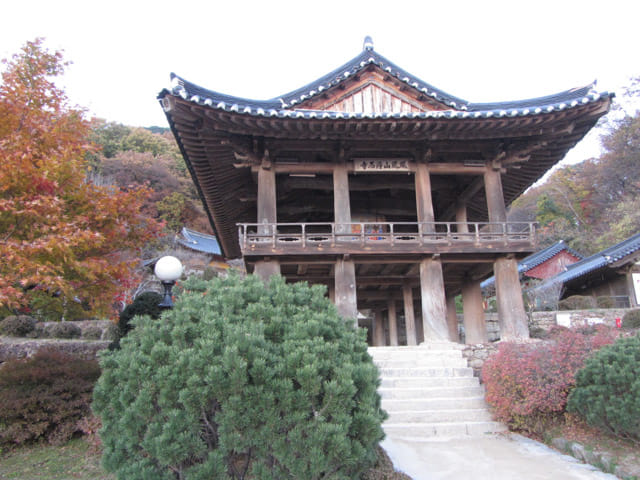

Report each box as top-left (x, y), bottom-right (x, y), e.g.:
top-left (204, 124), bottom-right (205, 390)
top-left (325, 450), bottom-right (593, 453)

top-left (159, 38), bottom-right (612, 345)
top-left (534, 233), bottom-right (640, 307)
top-left (482, 240), bottom-right (583, 291)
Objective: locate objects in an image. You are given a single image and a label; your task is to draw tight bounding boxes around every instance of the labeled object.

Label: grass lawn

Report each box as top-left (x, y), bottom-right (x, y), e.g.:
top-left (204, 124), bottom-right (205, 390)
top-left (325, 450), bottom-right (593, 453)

top-left (0, 438), bottom-right (114, 480)
top-left (0, 439), bottom-right (408, 480)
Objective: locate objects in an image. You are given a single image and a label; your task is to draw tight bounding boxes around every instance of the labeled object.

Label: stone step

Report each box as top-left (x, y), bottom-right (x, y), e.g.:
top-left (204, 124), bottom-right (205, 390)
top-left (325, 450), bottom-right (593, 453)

top-left (382, 396), bottom-right (487, 411)
top-left (378, 366), bottom-right (473, 377)
top-left (369, 348), bottom-right (464, 358)
top-left (369, 343), bottom-right (465, 353)
top-left (373, 357), bottom-right (468, 368)
top-left (383, 421), bottom-right (507, 439)
top-left (378, 385), bottom-right (484, 399)
top-left (385, 408), bottom-right (494, 424)
top-left (380, 375), bottom-right (480, 389)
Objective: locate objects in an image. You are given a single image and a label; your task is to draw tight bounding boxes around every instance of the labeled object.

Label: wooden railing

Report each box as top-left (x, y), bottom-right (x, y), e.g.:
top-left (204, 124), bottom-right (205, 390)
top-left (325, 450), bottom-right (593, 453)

top-left (238, 221), bottom-right (536, 253)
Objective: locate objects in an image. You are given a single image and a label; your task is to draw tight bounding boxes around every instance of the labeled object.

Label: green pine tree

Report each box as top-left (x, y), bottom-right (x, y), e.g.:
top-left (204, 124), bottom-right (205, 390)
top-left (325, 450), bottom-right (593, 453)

top-left (93, 274), bottom-right (386, 479)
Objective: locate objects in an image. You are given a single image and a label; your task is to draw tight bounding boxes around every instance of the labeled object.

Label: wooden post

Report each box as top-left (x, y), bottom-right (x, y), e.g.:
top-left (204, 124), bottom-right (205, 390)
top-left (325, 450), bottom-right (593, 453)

top-left (333, 164), bottom-right (351, 234)
top-left (254, 260), bottom-right (280, 282)
top-left (484, 167), bottom-right (507, 233)
top-left (419, 257), bottom-right (449, 341)
top-left (494, 256), bottom-right (530, 340)
top-left (387, 299), bottom-right (399, 346)
top-left (335, 257), bottom-right (358, 323)
top-left (455, 202), bottom-right (469, 234)
top-left (415, 163), bottom-right (435, 232)
top-left (373, 309), bottom-right (385, 346)
top-left (446, 295), bottom-right (459, 342)
top-left (402, 281), bottom-right (417, 346)
top-left (257, 165), bottom-right (277, 235)
top-left (462, 280), bottom-right (487, 344)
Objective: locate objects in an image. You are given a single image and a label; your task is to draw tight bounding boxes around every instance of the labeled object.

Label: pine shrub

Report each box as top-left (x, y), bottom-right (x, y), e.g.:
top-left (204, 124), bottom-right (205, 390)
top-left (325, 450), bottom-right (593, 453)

top-left (93, 275), bottom-right (386, 480)
top-left (623, 309), bottom-right (640, 329)
top-left (482, 325), bottom-right (617, 434)
top-left (568, 334), bottom-right (640, 443)
top-left (0, 348), bottom-right (101, 446)
top-left (0, 315), bottom-right (36, 336)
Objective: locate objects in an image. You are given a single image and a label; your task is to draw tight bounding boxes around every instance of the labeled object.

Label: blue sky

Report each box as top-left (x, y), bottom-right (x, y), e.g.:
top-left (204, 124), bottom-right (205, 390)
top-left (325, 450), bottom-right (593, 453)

top-left (2, 0), bottom-right (638, 164)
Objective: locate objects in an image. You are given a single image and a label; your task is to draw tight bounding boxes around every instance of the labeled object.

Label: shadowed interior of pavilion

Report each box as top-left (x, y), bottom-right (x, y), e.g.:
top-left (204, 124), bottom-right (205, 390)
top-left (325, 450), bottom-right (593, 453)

top-left (159, 38), bottom-right (612, 345)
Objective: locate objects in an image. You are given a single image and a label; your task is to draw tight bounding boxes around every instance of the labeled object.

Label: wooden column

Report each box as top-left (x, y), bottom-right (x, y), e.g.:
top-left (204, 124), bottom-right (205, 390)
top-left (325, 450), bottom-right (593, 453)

top-left (494, 256), bottom-right (530, 340)
top-left (402, 281), bottom-right (417, 346)
top-left (484, 167), bottom-right (507, 230)
top-left (387, 299), bottom-right (399, 346)
top-left (257, 165), bottom-right (277, 234)
top-left (455, 202), bottom-right (469, 234)
top-left (415, 163), bottom-right (435, 232)
top-left (419, 258), bottom-right (449, 341)
top-left (333, 164), bottom-right (351, 233)
top-left (373, 309), bottom-right (385, 346)
top-left (335, 257), bottom-right (357, 322)
top-left (255, 164), bottom-right (280, 281)
top-left (462, 280), bottom-right (487, 344)
top-left (254, 260), bottom-right (280, 282)
top-left (446, 295), bottom-right (459, 342)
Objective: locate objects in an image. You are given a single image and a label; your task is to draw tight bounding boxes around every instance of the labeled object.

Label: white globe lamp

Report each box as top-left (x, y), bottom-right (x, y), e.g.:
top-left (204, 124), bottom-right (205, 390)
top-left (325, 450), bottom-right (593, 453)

top-left (154, 256), bottom-right (183, 308)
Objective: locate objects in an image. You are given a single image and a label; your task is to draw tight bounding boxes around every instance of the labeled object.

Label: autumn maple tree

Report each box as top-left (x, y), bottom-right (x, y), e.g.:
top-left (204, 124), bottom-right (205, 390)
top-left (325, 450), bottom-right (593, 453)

top-left (0, 39), bottom-right (162, 319)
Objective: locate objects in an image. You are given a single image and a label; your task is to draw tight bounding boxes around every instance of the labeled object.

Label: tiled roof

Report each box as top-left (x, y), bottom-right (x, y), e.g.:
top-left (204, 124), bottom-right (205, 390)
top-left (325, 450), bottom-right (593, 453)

top-left (519, 241), bottom-right (583, 272)
top-left (481, 241), bottom-right (583, 289)
top-left (161, 44), bottom-right (612, 120)
top-left (536, 232), bottom-right (640, 287)
top-left (176, 227), bottom-right (222, 256)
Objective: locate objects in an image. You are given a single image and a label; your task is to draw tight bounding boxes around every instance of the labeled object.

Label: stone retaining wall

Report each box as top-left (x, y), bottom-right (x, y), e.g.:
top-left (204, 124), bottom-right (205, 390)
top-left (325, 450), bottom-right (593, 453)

top-left (0, 337), bottom-right (110, 364)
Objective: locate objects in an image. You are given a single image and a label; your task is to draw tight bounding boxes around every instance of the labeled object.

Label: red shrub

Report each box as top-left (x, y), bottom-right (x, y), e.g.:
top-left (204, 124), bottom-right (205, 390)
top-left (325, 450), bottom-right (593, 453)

top-left (481, 325), bottom-right (618, 433)
top-left (0, 348), bottom-right (101, 446)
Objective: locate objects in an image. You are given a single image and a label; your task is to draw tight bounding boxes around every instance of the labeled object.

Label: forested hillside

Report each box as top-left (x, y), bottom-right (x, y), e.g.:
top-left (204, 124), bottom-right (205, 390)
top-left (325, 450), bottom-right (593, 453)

top-left (87, 121), bottom-right (211, 234)
top-left (508, 79), bottom-right (640, 255)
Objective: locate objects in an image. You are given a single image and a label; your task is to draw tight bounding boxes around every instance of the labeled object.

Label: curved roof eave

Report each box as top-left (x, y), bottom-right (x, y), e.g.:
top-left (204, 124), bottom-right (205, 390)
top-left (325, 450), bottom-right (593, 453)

top-left (159, 76), bottom-right (612, 122)
top-left (158, 46), bottom-right (613, 118)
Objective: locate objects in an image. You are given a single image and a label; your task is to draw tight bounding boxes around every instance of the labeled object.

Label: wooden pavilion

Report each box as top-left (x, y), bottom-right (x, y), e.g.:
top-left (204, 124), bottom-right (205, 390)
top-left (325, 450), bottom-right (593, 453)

top-left (158, 38), bottom-right (612, 345)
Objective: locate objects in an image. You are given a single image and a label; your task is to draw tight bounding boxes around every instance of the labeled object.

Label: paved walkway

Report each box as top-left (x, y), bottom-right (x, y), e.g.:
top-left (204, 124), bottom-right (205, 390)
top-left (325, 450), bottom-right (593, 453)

top-left (382, 433), bottom-right (617, 480)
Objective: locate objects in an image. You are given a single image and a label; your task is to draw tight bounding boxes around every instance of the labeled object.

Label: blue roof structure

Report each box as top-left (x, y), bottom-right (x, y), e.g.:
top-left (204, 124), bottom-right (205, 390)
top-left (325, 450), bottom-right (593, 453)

top-left (177, 227), bottom-right (222, 256)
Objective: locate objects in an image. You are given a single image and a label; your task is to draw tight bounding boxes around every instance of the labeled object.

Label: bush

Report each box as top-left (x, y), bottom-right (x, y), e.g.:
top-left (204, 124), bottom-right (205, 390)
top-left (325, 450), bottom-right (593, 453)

top-left (623, 309), bottom-right (640, 329)
top-left (596, 296), bottom-right (615, 309)
top-left (0, 348), bottom-right (101, 446)
top-left (0, 315), bottom-right (36, 336)
top-left (568, 334), bottom-right (640, 443)
top-left (117, 291), bottom-right (163, 337)
top-left (49, 321), bottom-right (82, 339)
top-left (93, 275), bottom-right (386, 480)
top-left (482, 325), bottom-right (618, 434)
top-left (109, 291), bottom-right (163, 349)
top-left (558, 295), bottom-right (597, 311)
top-left (81, 325), bottom-right (104, 340)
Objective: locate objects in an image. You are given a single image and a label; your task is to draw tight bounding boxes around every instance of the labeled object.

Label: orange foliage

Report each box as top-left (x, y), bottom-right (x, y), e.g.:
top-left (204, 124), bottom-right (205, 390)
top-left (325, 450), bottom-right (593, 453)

top-left (0, 39), bottom-right (162, 318)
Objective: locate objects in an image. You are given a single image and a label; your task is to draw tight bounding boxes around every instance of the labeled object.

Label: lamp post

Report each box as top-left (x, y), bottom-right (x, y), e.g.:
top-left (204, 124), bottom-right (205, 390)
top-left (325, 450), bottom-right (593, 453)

top-left (154, 256), bottom-right (183, 309)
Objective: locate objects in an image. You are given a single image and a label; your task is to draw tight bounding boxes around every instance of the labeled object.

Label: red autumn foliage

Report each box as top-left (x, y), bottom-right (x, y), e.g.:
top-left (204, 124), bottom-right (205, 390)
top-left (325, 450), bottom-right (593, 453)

top-left (0, 348), bottom-right (101, 446)
top-left (0, 39), bottom-right (163, 318)
top-left (481, 325), bottom-right (618, 434)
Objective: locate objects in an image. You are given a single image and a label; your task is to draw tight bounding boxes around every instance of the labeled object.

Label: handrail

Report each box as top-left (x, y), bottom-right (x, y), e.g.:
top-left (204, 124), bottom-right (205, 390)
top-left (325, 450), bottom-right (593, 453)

top-left (237, 221), bottom-right (536, 250)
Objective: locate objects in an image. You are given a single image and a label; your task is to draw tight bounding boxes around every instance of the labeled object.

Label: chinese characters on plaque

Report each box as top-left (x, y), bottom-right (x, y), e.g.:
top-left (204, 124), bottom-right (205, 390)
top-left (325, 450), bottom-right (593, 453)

top-left (353, 158), bottom-right (411, 172)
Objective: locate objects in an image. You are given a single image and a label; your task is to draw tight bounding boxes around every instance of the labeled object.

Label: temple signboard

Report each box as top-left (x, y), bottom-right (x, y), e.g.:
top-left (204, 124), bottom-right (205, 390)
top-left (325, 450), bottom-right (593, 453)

top-left (353, 158), bottom-right (411, 172)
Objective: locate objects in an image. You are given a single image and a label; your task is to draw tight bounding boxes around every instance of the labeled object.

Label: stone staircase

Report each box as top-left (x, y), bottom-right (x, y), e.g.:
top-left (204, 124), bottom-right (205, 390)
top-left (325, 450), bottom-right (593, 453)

top-left (369, 344), bottom-right (506, 439)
